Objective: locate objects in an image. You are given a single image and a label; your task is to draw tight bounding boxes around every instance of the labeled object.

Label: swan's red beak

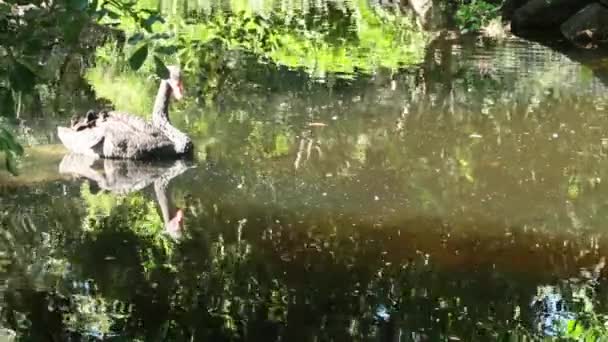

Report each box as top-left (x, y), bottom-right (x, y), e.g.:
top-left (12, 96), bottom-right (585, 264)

top-left (175, 208), bottom-right (184, 224)
top-left (165, 208), bottom-right (185, 239)
top-left (170, 80), bottom-right (184, 100)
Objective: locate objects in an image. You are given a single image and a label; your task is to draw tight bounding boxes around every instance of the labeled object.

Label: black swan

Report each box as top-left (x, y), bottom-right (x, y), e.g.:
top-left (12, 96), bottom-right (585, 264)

top-left (57, 65), bottom-right (193, 159)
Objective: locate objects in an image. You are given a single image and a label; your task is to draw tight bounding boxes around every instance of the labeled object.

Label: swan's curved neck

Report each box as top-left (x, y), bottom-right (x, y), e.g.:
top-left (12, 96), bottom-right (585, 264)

top-left (152, 80), bottom-right (192, 154)
top-left (152, 80), bottom-right (172, 126)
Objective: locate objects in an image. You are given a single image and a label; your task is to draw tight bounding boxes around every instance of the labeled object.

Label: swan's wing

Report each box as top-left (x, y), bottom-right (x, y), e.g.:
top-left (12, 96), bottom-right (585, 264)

top-left (108, 111), bottom-right (157, 133)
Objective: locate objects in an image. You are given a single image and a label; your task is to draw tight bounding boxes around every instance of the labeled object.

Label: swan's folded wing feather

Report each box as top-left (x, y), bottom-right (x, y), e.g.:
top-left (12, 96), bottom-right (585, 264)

top-left (109, 111), bottom-right (157, 133)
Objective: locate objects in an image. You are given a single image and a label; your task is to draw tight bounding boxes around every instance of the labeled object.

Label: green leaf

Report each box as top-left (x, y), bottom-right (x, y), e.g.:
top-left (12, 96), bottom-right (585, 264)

top-left (0, 87), bottom-right (15, 118)
top-left (142, 14), bottom-right (164, 33)
top-left (8, 61), bottom-right (36, 93)
top-left (106, 10), bottom-right (120, 19)
top-left (127, 33), bottom-right (145, 45)
top-left (150, 32), bottom-right (172, 40)
top-left (0, 2), bottom-right (11, 13)
top-left (68, 0), bottom-right (89, 11)
top-left (0, 128), bottom-right (23, 155)
top-left (62, 17), bottom-right (86, 45)
top-left (154, 56), bottom-right (169, 79)
top-left (23, 36), bottom-right (44, 54)
top-left (0, 126), bottom-right (22, 176)
top-left (129, 44), bottom-right (149, 70)
top-left (5, 151), bottom-right (18, 176)
top-left (155, 45), bottom-right (178, 55)
top-left (93, 8), bottom-right (108, 20)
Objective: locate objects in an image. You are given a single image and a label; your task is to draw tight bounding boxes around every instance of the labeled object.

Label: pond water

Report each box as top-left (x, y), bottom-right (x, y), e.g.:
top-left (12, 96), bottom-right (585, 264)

top-left (3, 3), bottom-right (608, 340)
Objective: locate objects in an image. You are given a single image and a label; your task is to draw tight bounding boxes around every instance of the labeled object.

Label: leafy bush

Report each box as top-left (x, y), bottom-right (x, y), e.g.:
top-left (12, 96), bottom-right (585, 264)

top-left (0, 123), bottom-right (23, 175)
top-left (455, 0), bottom-right (501, 32)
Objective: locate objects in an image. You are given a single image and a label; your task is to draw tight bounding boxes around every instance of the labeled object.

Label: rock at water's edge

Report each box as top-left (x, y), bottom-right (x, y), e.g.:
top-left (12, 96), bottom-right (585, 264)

top-left (510, 0), bottom-right (594, 33)
top-left (501, 0), bottom-right (530, 21)
top-left (561, 3), bottom-right (608, 48)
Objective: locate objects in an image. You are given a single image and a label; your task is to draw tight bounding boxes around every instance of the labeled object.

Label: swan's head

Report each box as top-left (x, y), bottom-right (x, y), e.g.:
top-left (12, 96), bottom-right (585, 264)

top-left (165, 208), bottom-right (185, 240)
top-left (166, 65), bottom-right (184, 100)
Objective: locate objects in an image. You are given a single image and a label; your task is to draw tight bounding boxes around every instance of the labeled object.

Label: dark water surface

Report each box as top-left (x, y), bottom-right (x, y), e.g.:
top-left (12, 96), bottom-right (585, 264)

top-left (3, 7), bottom-right (608, 340)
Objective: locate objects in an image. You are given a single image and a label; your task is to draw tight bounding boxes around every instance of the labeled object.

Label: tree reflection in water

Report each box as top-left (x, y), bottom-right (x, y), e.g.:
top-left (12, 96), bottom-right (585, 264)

top-left (3, 0), bottom-right (608, 340)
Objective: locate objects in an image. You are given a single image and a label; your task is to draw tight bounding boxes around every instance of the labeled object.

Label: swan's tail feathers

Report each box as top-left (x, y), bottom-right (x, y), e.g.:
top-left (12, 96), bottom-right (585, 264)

top-left (57, 126), bottom-right (105, 157)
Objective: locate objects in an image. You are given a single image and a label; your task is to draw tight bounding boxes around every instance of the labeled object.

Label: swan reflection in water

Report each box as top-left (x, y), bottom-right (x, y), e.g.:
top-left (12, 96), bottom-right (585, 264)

top-left (59, 153), bottom-right (194, 240)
